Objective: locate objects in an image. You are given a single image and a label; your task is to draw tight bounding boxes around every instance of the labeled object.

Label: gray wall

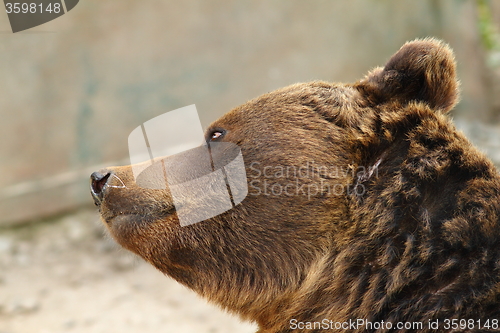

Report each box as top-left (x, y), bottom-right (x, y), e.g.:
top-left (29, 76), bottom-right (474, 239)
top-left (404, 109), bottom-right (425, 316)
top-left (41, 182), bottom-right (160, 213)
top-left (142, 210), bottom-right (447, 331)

top-left (0, 0), bottom-right (488, 226)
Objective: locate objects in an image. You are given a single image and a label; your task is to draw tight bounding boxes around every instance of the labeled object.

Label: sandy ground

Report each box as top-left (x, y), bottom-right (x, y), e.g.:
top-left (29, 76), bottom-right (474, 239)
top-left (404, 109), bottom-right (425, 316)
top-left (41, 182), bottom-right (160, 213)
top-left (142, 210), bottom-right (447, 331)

top-left (0, 209), bottom-right (256, 333)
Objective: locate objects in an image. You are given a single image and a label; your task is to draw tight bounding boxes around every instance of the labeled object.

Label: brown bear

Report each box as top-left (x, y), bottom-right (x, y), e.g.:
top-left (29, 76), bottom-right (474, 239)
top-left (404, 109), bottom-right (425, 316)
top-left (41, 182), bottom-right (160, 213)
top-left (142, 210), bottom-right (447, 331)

top-left (90, 38), bottom-right (500, 332)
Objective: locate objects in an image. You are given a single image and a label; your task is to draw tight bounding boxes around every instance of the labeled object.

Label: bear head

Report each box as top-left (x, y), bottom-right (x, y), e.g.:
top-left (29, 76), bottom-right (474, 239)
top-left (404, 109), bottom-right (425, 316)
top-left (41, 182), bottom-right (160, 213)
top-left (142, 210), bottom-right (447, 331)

top-left (91, 38), bottom-right (500, 332)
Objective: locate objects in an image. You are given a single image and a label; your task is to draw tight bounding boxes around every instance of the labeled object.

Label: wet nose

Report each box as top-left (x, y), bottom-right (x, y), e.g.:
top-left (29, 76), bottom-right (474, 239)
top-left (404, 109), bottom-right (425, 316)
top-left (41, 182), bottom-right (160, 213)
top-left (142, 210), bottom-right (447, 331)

top-left (90, 171), bottom-right (111, 206)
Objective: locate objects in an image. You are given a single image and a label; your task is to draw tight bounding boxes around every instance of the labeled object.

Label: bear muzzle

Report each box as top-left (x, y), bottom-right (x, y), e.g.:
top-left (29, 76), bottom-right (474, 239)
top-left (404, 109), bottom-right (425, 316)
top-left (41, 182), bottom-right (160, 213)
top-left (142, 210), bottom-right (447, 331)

top-left (89, 165), bottom-right (178, 227)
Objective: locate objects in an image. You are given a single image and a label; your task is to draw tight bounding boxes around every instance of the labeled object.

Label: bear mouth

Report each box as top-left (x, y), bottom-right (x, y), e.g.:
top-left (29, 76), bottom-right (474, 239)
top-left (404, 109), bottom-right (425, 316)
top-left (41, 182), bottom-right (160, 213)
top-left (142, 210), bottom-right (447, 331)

top-left (102, 204), bottom-right (178, 227)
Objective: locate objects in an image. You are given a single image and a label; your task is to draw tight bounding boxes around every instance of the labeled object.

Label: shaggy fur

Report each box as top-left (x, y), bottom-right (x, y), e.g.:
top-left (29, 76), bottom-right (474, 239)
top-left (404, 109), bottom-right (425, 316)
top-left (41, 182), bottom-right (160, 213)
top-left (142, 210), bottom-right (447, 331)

top-left (91, 38), bottom-right (500, 332)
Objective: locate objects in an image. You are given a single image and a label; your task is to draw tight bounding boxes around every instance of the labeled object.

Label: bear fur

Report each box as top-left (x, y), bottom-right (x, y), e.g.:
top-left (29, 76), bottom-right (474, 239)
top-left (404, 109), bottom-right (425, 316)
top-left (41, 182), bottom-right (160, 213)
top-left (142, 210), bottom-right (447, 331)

top-left (91, 38), bottom-right (500, 332)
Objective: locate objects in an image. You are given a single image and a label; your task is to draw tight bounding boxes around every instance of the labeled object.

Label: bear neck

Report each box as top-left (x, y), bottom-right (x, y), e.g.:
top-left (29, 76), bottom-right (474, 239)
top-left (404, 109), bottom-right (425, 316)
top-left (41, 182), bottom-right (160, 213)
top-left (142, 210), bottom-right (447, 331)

top-left (313, 105), bottom-right (500, 326)
top-left (250, 105), bottom-right (500, 331)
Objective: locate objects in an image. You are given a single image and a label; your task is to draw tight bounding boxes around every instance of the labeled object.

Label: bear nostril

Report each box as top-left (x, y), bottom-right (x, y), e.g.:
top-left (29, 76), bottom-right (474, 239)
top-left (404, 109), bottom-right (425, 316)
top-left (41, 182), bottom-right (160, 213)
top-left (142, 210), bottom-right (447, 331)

top-left (90, 171), bottom-right (111, 205)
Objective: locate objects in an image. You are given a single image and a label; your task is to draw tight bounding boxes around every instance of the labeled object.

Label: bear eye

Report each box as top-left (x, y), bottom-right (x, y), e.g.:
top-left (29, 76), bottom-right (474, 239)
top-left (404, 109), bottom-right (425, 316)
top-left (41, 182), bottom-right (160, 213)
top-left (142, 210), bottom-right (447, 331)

top-left (210, 130), bottom-right (225, 141)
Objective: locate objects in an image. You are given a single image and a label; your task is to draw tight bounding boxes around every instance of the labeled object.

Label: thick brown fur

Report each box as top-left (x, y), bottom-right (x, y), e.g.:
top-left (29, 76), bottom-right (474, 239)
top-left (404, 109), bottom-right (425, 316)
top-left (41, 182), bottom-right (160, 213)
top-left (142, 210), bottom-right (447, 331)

top-left (91, 38), bottom-right (500, 332)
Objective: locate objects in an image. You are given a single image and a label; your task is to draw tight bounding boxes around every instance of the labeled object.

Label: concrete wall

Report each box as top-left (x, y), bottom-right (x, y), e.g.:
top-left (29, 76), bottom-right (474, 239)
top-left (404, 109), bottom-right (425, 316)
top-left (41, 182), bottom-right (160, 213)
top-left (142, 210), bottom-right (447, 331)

top-left (0, 0), bottom-right (488, 226)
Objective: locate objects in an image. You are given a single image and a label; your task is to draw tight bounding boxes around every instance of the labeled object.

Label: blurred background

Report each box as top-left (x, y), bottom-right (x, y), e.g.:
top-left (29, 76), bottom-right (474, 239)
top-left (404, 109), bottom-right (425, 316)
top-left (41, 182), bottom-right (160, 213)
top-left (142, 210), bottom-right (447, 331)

top-left (1, 0), bottom-right (500, 332)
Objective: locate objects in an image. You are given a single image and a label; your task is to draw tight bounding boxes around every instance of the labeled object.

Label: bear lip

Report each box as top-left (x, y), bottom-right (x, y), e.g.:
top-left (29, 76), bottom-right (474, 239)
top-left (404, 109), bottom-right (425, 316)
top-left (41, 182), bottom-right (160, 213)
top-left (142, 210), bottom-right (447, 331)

top-left (103, 205), bottom-right (177, 226)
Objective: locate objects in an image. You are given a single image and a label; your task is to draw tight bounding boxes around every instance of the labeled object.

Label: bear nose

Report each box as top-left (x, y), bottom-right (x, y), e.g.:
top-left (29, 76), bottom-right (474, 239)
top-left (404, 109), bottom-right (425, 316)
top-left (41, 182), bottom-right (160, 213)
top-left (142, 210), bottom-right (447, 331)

top-left (90, 171), bottom-right (111, 206)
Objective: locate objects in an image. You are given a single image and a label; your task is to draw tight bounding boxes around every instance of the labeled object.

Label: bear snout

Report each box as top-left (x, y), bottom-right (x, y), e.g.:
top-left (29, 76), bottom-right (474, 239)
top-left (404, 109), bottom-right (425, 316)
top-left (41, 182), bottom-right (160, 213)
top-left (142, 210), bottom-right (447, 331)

top-left (90, 165), bottom-right (177, 225)
top-left (90, 170), bottom-right (112, 206)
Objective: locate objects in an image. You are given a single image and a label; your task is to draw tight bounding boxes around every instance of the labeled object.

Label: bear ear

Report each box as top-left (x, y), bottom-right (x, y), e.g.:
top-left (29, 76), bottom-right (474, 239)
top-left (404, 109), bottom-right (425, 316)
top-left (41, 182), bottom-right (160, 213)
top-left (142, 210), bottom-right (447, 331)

top-left (356, 38), bottom-right (460, 113)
